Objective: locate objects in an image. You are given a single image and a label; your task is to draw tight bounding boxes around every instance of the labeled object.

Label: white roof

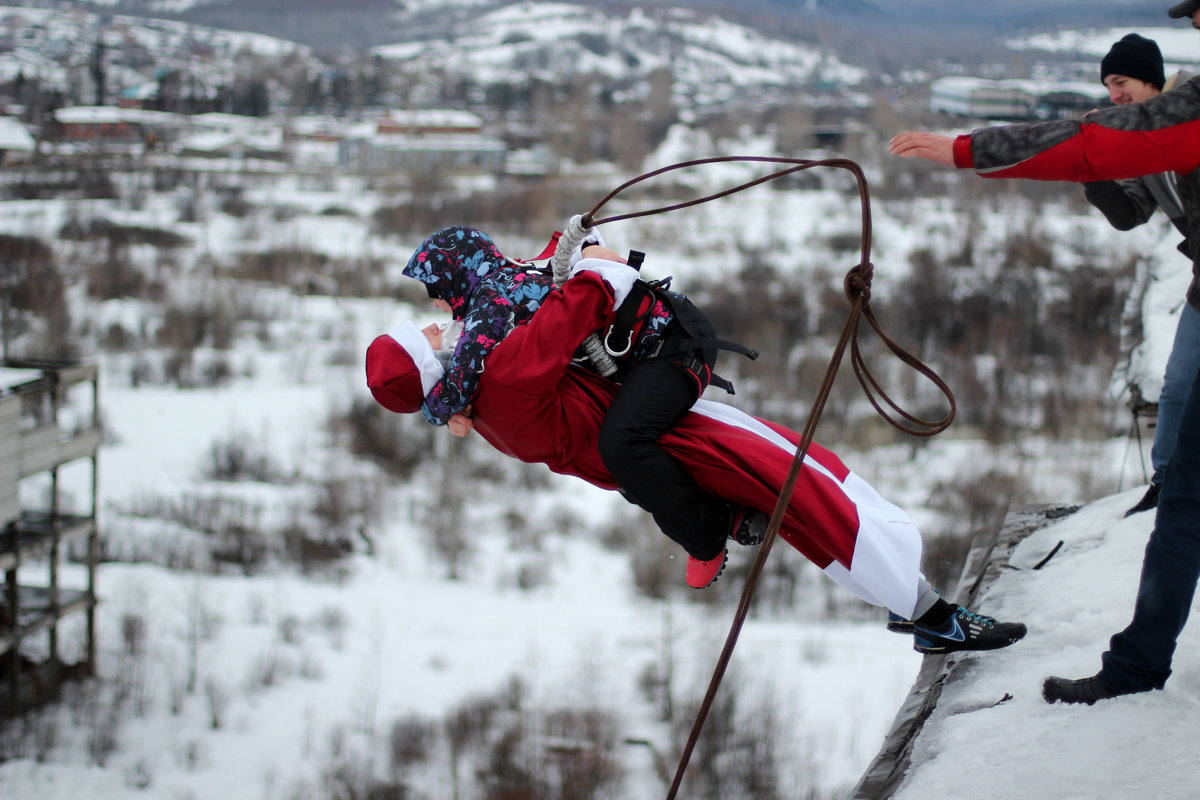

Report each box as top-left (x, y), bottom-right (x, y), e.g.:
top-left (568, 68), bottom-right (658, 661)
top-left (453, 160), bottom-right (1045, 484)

top-left (1, 367), bottom-right (42, 392)
top-left (54, 106), bottom-right (178, 126)
top-left (189, 112), bottom-right (266, 131)
top-left (0, 117), bottom-right (33, 150)
top-left (382, 109), bottom-right (483, 128)
top-left (176, 130), bottom-right (283, 153)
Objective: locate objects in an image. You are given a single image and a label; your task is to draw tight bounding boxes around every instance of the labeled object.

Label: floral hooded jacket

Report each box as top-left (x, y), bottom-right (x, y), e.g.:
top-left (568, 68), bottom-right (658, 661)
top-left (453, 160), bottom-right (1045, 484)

top-left (402, 226), bottom-right (676, 425)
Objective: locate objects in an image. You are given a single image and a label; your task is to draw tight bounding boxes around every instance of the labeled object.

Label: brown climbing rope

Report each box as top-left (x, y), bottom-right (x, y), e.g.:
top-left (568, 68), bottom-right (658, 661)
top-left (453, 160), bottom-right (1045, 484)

top-left (563, 156), bottom-right (955, 797)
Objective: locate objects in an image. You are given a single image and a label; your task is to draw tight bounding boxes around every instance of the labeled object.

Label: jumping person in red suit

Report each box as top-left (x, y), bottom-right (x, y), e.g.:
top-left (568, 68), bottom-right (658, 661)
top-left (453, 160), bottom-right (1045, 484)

top-left (368, 248), bottom-right (1027, 655)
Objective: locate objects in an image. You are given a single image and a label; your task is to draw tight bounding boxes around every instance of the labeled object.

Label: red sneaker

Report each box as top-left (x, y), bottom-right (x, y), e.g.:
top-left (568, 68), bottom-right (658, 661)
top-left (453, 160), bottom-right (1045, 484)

top-left (686, 547), bottom-right (727, 589)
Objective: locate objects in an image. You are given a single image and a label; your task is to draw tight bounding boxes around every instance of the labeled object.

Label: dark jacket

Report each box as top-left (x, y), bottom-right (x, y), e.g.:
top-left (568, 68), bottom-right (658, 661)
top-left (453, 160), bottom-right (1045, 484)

top-left (1081, 71), bottom-right (1200, 309)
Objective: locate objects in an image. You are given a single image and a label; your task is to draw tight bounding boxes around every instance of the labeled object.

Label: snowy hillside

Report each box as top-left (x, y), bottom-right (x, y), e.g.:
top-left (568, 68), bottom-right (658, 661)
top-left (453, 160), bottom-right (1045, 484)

top-left (370, 3), bottom-right (867, 104)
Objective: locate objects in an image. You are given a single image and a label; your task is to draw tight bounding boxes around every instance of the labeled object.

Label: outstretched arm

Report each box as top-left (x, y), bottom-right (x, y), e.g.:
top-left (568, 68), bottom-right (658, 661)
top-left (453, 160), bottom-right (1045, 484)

top-left (891, 77), bottom-right (1200, 182)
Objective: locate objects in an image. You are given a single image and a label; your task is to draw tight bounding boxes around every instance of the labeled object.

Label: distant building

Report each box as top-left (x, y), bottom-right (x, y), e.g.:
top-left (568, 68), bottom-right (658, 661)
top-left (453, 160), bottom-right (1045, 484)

top-left (338, 109), bottom-right (507, 174)
top-left (930, 77), bottom-right (1107, 122)
top-left (175, 130), bottom-right (284, 161)
top-left (930, 77), bottom-right (1034, 120)
top-left (0, 116), bottom-right (34, 164)
top-left (1033, 81), bottom-right (1112, 120)
top-left (116, 82), bottom-right (158, 109)
top-left (53, 105), bottom-right (180, 144)
top-left (374, 109), bottom-right (484, 137)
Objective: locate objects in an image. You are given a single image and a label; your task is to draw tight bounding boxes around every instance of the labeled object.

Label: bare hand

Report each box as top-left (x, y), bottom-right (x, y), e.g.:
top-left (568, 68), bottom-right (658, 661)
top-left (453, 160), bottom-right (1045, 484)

top-left (888, 131), bottom-right (957, 167)
top-left (448, 407), bottom-right (474, 438)
top-left (581, 244), bottom-right (626, 264)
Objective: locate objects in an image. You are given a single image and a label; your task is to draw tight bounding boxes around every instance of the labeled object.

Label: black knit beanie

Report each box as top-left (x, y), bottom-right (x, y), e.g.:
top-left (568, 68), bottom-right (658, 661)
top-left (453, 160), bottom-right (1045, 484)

top-left (1100, 34), bottom-right (1165, 90)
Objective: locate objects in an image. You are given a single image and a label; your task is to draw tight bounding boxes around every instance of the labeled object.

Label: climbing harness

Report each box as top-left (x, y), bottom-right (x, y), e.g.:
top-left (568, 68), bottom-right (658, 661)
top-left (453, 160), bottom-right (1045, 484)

top-left (603, 273), bottom-right (759, 394)
top-left (541, 155), bottom-right (956, 799)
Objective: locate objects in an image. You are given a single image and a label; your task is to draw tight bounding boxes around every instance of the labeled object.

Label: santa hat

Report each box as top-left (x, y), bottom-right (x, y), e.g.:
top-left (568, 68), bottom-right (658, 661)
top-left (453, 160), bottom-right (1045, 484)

top-left (365, 321), bottom-right (445, 413)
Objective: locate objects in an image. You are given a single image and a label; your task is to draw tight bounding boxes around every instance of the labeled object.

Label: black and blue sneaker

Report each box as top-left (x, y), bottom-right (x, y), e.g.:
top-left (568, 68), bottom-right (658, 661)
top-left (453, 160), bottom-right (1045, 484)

top-left (886, 612), bottom-right (914, 634)
top-left (912, 605), bottom-right (1027, 654)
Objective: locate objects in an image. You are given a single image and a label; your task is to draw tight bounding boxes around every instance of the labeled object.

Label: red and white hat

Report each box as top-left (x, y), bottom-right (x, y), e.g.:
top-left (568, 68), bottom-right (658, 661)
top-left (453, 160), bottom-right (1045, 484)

top-left (365, 321), bottom-right (445, 413)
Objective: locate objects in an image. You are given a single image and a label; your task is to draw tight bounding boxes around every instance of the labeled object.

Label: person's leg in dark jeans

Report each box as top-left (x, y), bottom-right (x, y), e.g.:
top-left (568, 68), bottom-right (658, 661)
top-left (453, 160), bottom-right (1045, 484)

top-left (1046, 364), bottom-right (1200, 704)
top-left (1101, 363), bottom-right (1200, 692)
top-left (598, 356), bottom-right (728, 562)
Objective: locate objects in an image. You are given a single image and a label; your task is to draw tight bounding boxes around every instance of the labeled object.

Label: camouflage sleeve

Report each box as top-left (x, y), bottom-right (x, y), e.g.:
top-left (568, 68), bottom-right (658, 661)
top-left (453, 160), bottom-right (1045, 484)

top-left (420, 286), bottom-right (516, 425)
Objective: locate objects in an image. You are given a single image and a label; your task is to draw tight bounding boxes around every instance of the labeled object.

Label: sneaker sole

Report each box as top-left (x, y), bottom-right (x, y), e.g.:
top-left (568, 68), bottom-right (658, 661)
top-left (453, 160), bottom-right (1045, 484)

top-left (730, 510), bottom-right (767, 546)
top-left (913, 624), bottom-right (1027, 654)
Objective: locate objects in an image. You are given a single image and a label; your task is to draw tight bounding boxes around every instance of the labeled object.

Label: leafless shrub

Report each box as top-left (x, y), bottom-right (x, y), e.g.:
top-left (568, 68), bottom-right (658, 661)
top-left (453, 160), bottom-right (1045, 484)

top-left (446, 692), bottom-right (501, 798)
top-left (82, 680), bottom-right (121, 766)
top-left (298, 650), bottom-right (325, 680)
top-left (120, 492), bottom-right (269, 573)
top-left (202, 430), bottom-right (290, 483)
top-left (168, 668), bottom-right (187, 716)
top-left (121, 612), bottom-right (147, 657)
top-left (337, 398), bottom-right (437, 479)
top-left (389, 713), bottom-right (435, 777)
top-left (233, 247), bottom-right (326, 285)
top-left (426, 437), bottom-right (471, 580)
top-left (0, 708), bottom-right (60, 763)
top-left (278, 614), bottom-right (303, 645)
top-left (313, 604), bottom-right (349, 649)
top-left (204, 677), bottom-right (229, 730)
top-left (218, 187), bottom-right (250, 217)
top-left (157, 301), bottom-right (238, 353)
top-left (479, 724), bottom-right (544, 800)
top-left (920, 530), bottom-right (975, 598)
top-left (630, 525), bottom-right (682, 601)
top-left (312, 473), bottom-right (383, 546)
top-left (515, 558), bottom-right (551, 591)
top-left (543, 707), bottom-right (625, 800)
top-left (124, 759), bottom-right (153, 790)
top-left (674, 669), bottom-right (786, 800)
top-left (247, 646), bottom-right (290, 690)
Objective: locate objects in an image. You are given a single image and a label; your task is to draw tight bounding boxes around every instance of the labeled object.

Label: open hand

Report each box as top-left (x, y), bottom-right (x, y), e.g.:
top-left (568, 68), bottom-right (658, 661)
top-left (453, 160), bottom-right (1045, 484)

top-left (888, 132), bottom-right (957, 167)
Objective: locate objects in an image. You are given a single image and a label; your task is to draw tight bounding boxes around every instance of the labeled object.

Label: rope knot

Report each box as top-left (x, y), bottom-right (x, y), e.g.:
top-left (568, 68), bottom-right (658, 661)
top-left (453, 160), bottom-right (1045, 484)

top-left (844, 261), bottom-right (874, 302)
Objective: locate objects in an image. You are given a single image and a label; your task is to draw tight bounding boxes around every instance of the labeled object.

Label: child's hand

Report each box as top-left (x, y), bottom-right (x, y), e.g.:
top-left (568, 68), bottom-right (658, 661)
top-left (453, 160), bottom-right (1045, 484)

top-left (448, 406), bottom-right (474, 437)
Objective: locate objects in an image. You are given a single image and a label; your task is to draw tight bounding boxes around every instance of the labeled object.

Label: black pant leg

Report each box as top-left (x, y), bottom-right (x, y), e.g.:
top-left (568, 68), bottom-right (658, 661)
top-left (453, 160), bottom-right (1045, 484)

top-left (598, 356), bottom-right (728, 560)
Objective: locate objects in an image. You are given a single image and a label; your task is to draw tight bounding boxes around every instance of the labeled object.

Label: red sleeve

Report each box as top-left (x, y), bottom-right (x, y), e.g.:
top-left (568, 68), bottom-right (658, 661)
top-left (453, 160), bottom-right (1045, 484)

top-left (979, 119), bottom-right (1200, 182)
top-left (486, 271), bottom-right (617, 396)
top-left (953, 134), bottom-right (974, 169)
